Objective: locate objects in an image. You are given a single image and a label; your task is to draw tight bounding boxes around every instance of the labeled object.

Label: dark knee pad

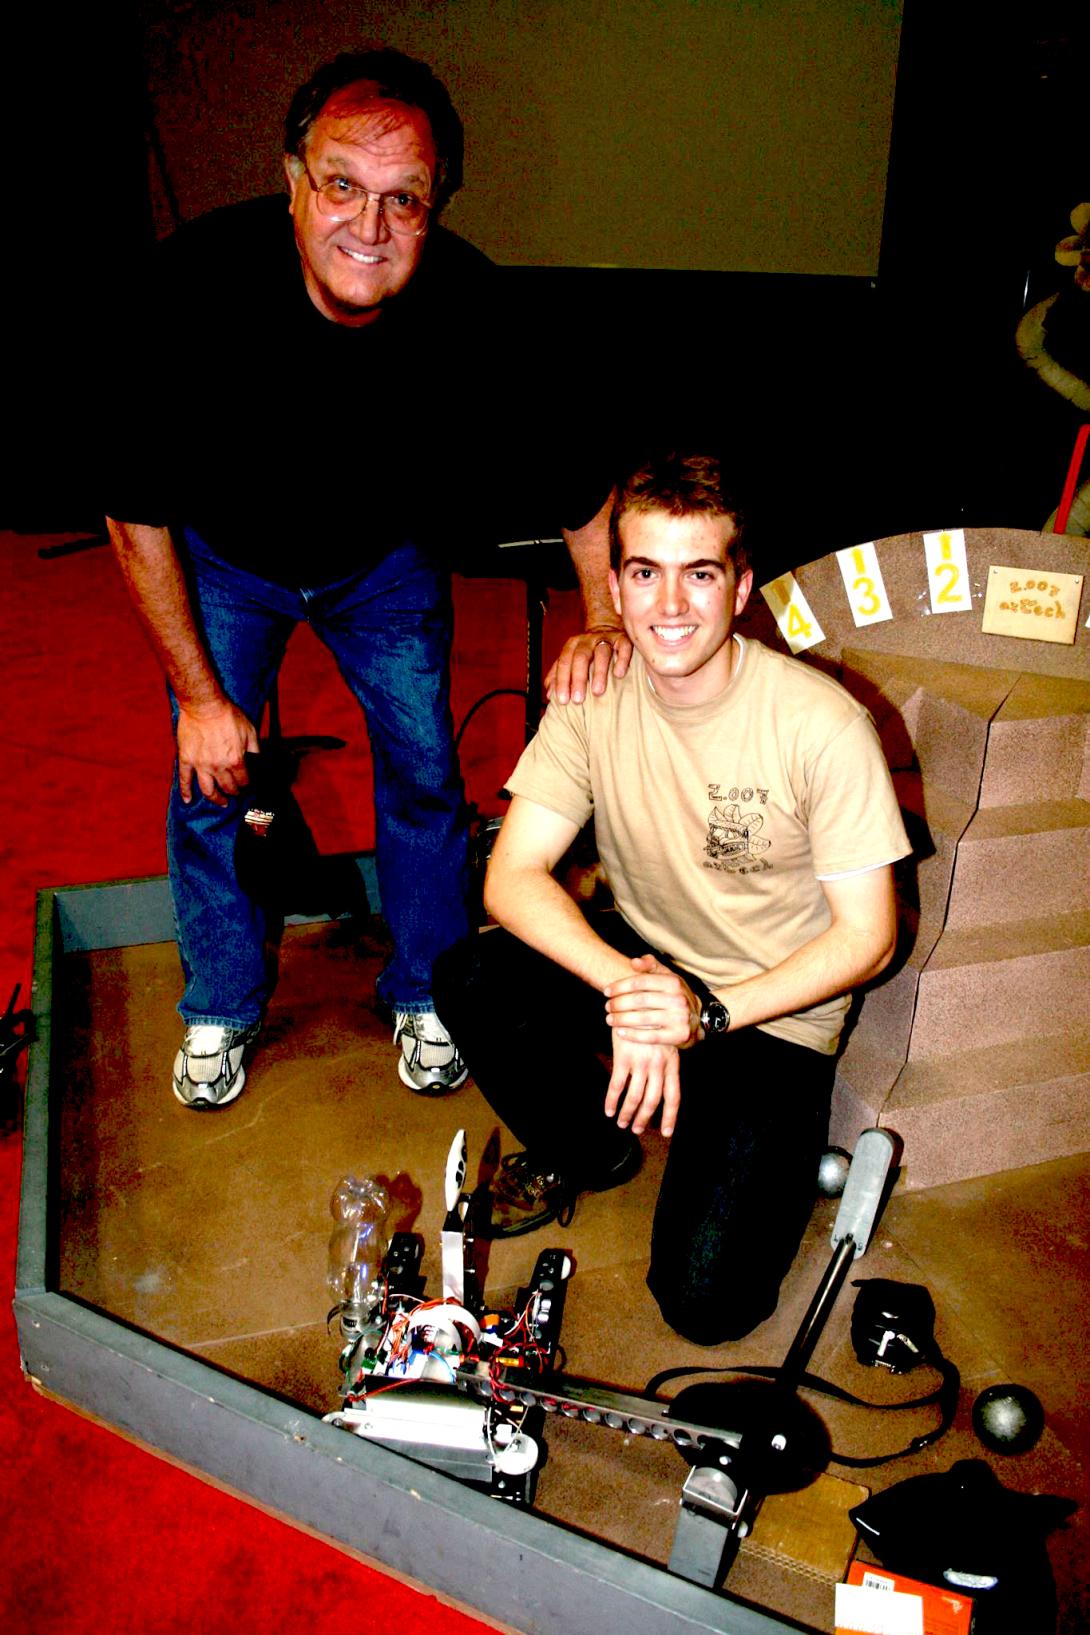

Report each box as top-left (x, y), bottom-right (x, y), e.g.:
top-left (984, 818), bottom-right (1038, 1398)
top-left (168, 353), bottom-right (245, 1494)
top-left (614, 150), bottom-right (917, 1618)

top-left (649, 1276), bottom-right (780, 1347)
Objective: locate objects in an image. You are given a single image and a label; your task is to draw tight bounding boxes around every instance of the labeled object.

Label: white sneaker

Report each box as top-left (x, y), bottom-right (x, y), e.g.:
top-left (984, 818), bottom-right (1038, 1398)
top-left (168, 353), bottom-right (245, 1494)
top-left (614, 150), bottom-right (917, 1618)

top-left (172, 1023), bottom-right (258, 1109)
top-left (393, 1010), bottom-right (467, 1096)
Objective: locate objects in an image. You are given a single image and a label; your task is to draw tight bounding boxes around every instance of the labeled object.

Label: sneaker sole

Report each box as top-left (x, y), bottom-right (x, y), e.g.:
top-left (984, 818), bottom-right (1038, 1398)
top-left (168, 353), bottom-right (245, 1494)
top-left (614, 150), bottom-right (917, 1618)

top-left (397, 1057), bottom-right (468, 1097)
top-left (485, 1198), bottom-right (565, 1240)
top-left (172, 1064), bottom-right (246, 1110)
top-left (486, 1139), bottom-right (640, 1240)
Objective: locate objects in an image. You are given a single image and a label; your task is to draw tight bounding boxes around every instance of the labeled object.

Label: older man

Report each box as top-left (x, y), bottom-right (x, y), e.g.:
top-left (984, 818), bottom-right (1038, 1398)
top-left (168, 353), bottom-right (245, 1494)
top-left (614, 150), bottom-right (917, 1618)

top-left (436, 451), bottom-right (910, 1343)
top-left (105, 48), bottom-right (615, 1108)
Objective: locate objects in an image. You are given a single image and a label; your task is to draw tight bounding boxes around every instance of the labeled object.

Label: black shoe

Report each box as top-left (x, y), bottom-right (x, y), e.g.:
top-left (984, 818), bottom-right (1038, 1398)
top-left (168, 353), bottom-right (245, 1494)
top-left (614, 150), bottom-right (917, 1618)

top-left (586, 1135), bottom-right (643, 1194)
top-left (486, 1137), bottom-right (641, 1240)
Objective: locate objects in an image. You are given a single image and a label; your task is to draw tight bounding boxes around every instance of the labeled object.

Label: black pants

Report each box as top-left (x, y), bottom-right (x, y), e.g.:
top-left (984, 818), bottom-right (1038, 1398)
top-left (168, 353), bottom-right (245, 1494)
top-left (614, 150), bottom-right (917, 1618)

top-left (434, 913), bottom-right (834, 1345)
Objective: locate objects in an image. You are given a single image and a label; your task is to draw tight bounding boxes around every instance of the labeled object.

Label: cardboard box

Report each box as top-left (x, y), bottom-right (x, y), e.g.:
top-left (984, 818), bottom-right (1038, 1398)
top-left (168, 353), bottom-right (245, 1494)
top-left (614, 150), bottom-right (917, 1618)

top-left (835, 1561), bottom-right (973, 1635)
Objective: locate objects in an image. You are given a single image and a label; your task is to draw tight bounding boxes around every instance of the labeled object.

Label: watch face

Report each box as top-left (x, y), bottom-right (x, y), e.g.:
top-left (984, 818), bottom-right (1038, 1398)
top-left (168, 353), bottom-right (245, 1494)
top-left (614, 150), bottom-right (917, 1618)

top-left (702, 1000), bottom-right (729, 1036)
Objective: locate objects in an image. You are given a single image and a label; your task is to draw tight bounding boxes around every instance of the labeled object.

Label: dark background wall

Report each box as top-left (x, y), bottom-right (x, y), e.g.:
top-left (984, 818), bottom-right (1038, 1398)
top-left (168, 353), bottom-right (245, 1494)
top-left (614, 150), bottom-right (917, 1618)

top-left (6, 1), bottom-right (1088, 572)
top-left (873, 1), bottom-right (1089, 558)
top-left (136, 0), bottom-right (902, 276)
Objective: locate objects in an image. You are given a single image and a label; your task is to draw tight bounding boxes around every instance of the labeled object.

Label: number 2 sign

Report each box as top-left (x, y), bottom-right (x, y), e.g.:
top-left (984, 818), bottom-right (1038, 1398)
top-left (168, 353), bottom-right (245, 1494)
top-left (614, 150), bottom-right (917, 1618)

top-left (923, 528), bottom-right (971, 615)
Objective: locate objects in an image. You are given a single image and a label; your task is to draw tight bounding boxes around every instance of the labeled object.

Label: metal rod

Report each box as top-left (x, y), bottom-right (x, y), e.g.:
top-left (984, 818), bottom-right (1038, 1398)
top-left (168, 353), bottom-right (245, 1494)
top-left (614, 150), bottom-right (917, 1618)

top-left (778, 1233), bottom-right (858, 1389)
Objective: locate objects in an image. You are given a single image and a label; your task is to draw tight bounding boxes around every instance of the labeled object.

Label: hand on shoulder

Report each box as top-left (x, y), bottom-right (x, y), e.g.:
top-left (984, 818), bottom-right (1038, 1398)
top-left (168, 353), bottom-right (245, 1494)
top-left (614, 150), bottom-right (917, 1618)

top-left (546, 624), bottom-right (633, 704)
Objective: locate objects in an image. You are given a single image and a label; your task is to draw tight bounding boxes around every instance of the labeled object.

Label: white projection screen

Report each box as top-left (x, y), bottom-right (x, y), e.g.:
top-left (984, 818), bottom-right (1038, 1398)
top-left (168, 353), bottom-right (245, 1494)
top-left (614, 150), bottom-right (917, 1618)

top-left (145, 0), bottom-right (902, 276)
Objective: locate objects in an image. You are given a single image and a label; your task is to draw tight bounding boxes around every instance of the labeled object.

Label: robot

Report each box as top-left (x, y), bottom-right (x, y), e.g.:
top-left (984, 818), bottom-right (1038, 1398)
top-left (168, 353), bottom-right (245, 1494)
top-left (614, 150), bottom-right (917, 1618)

top-left (325, 1126), bottom-right (902, 1584)
top-left (323, 1131), bottom-right (571, 1504)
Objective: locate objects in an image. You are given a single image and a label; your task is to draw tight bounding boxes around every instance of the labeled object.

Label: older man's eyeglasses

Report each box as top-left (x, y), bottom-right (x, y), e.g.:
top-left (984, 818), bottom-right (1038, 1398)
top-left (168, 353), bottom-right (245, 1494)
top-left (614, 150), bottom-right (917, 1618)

top-left (301, 163), bottom-right (432, 236)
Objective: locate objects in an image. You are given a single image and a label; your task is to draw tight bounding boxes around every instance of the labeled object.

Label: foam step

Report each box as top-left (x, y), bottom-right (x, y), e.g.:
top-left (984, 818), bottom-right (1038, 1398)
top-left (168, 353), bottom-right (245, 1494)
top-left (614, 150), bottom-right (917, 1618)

top-left (841, 650), bottom-right (1019, 805)
top-left (839, 775), bottom-right (975, 1075)
top-left (839, 664), bottom-right (925, 771)
top-left (908, 909), bottom-right (1090, 1057)
top-left (827, 651), bottom-right (1090, 1190)
top-left (830, 1043), bottom-right (907, 1153)
top-left (978, 673), bottom-right (1090, 809)
top-left (875, 1031), bottom-right (1090, 1190)
top-left (835, 959), bottom-right (920, 1098)
top-left (893, 773), bottom-right (976, 961)
top-left (946, 798), bottom-right (1090, 927)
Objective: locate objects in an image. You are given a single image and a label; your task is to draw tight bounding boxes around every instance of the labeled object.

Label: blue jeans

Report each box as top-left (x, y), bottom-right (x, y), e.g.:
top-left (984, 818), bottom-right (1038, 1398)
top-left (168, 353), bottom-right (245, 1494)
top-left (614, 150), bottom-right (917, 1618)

top-left (168, 531), bottom-right (470, 1029)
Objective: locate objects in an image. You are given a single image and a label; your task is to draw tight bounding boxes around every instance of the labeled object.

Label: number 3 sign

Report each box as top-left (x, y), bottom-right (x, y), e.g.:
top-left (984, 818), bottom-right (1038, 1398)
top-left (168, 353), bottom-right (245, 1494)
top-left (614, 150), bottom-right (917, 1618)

top-left (835, 543), bottom-right (893, 627)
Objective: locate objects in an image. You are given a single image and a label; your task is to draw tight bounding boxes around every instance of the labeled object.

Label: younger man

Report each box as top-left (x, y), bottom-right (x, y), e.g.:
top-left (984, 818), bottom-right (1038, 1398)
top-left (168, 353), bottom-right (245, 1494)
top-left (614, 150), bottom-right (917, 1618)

top-left (435, 452), bottom-right (910, 1343)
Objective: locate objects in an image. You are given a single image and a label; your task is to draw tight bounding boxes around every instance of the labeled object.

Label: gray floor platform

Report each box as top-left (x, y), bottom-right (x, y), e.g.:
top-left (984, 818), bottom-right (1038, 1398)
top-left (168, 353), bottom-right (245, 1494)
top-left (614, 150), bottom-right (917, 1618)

top-left (16, 877), bottom-right (1090, 1633)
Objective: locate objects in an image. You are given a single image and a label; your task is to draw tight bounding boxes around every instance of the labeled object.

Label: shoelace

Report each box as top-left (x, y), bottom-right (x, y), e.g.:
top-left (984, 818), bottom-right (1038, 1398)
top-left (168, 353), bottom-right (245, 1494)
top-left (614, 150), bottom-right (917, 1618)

top-left (496, 1155), bottom-right (568, 1205)
top-left (395, 1015), bottom-right (461, 1071)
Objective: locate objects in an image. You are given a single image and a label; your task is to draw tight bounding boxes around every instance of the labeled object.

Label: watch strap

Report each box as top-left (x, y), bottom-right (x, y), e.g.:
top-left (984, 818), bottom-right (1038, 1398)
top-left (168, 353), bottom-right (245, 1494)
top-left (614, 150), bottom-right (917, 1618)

top-left (660, 957), bottom-right (730, 1040)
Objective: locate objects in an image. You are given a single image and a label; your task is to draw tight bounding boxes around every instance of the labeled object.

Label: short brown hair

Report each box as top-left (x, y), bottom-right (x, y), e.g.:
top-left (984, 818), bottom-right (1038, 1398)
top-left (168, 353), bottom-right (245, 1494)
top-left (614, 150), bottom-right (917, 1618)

top-left (284, 48), bottom-right (464, 211)
top-left (609, 451), bottom-right (748, 575)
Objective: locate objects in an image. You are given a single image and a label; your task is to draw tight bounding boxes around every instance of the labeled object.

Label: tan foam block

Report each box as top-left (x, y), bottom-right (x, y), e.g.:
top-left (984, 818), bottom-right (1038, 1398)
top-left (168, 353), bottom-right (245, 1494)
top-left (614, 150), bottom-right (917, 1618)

top-left (842, 648), bottom-right (1018, 715)
top-left (980, 715), bottom-right (1089, 808)
top-left (909, 914), bottom-right (1090, 1056)
top-left (838, 658), bottom-right (926, 770)
top-left (829, 1046), bottom-right (905, 1149)
top-left (843, 960), bottom-right (921, 1058)
top-left (946, 798), bottom-right (1090, 927)
top-left (898, 1029), bottom-right (1090, 1100)
top-left (893, 775), bottom-right (975, 958)
top-left (828, 1080), bottom-right (877, 1154)
top-left (988, 671), bottom-right (1090, 720)
top-left (841, 649), bottom-right (1018, 771)
top-left (914, 690), bottom-right (993, 808)
top-left (921, 905), bottom-right (1090, 966)
top-left (880, 1036), bottom-right (1090, 1189)
top-left (834, 1039), bottom-right (906, 1104)
top-left (893, 769), bottom-right (976, 840)
top-left (979, 674), bottom-right (1090, 808)
top-left (838, 971), bottom-right (920, 1113)
top-left (843, 649), bottom-right (1013, 806)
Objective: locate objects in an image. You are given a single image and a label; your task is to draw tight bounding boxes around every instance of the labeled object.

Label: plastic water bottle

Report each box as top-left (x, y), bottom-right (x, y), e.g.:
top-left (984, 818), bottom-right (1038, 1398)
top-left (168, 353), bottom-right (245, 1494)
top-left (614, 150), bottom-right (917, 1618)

top-left (326, 1176), bottom-right (390, 1322)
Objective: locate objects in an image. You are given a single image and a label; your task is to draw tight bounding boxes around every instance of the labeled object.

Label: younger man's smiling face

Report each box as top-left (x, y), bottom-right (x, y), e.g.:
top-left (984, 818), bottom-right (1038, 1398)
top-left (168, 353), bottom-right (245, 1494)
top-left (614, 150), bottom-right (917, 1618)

top-left (609, 508), bottom-right (753, 705)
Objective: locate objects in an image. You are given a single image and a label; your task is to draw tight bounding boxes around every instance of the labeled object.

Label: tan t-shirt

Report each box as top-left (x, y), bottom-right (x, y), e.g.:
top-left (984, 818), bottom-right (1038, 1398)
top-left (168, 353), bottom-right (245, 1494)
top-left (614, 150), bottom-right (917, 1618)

top-left (507, 636), bottom-right (911, 1054)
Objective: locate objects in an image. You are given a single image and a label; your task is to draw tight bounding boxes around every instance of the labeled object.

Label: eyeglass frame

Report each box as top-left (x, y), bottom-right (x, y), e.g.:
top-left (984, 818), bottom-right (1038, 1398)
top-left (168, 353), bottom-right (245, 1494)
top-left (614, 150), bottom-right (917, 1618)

top-left (297, 160), bottom-right (434, 237)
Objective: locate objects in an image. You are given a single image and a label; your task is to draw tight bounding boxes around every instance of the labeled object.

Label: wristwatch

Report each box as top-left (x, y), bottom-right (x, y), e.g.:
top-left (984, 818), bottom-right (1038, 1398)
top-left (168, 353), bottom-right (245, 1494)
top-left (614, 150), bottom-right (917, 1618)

top-left (683, 969), bottom-right (730, 1040)
top-left (664, 957), bottom-right (730, 1041)
top-left (699, 994), bottom-right (730, 1038)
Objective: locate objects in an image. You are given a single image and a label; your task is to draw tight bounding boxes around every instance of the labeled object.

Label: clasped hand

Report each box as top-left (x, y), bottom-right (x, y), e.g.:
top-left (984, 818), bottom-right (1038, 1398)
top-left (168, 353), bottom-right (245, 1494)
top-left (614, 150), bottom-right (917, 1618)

top-left (602, 954), bottom-right (702, 1139)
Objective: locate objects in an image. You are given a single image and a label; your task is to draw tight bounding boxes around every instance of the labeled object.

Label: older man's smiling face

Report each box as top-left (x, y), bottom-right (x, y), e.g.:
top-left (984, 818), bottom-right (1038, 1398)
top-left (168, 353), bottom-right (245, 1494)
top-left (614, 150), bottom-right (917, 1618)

top-left (285, 83), bottom-right (436, 326)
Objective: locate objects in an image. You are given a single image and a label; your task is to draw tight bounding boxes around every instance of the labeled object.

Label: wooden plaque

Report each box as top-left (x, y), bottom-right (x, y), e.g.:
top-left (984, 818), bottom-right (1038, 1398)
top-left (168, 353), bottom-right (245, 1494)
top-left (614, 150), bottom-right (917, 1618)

top-left (981, 566), bottom-right (1083, 645)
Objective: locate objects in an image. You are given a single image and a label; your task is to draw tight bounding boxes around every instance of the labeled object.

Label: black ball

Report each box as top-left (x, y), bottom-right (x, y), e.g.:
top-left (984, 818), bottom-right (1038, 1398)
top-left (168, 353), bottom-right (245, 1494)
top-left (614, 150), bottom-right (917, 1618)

top-left (972, 1383), bottom-right (1045, 1455)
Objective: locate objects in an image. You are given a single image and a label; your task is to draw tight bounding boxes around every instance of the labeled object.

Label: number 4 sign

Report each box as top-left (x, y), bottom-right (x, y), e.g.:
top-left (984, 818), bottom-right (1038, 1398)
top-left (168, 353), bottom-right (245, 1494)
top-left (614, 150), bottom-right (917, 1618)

top-left (923, 528), bottom-right (971, 614)
top-left (760, 571), bottom-right (825, 654)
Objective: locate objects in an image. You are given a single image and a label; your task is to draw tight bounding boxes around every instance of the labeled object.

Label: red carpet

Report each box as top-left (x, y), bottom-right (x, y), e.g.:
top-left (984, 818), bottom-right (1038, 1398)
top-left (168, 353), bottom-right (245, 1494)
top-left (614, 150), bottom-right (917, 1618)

top-left (1, 529), bottom-right (581, 1633)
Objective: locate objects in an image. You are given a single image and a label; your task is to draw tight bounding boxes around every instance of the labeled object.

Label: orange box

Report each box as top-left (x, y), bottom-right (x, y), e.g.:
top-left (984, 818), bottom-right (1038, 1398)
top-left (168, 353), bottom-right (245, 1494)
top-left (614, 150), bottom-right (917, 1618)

top-left (836, 1561), bottom-right (973, 1635)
